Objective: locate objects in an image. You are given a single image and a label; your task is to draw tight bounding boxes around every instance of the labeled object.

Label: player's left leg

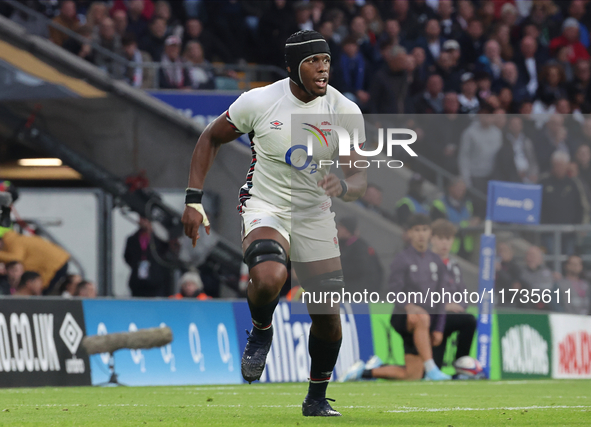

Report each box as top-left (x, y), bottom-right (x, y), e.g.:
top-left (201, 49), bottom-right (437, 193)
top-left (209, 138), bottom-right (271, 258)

top-left (433, 312), bottom-right (477, 369)
top-left (293, 257), bottom-right (344, 417)
top-left (451, 312), bottom-right (477, 360)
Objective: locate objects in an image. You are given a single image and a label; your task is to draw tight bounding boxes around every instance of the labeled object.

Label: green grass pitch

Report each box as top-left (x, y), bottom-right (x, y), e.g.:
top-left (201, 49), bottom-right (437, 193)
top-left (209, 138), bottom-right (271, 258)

top-left (0, 380), bottom-right (590, 426)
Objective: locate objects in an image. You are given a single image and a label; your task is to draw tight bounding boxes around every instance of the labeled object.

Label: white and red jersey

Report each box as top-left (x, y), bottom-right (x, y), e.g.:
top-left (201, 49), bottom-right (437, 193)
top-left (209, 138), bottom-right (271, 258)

top-left (226, 78), bottom-right (365, 213)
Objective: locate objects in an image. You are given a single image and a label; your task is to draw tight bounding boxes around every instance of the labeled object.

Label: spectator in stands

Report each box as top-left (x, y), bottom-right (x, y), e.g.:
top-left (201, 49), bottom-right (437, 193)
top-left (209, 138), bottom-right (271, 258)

top-left (396, 174), bottom-right (429, 226)
top-left (58, 273), bottom-right (82, 298)
top-left (49, 0), bottom-right (80, 47)
top-left (567, 159), bottom-right (591, 224)
top-left (495, 62), bottom-right (529, 104)
top-left (495, 116), bottom-right (539, 183)
top-left (86, 2), bottom-right (107, 37)
top-left (431, 177), bottom-right (476, 257)
top-left (549, 18), bottom-right (590, 65)
top-left (458, 103), bottom-right (502, 191)
top-left (458, 72), bottom-right (480, 114)
top-left (569, 60), bottom-right (591, 107)
top-left (437, 0), bottom-right (463, 40)
top-left (0, 260), bottom-right (23, 295)
top-left (414, 74), bottom-right (444, 114)
top-left (369, 45), bottom-right (411, 114)
top-left (359, 3), bottom-right (383, 46)
top-left (424, 92), bottom-right (466, 175)
top-left (139, 17), bottom-right (167, 62)
top-left (121, 33), bottom-right (154, 89)
top-left (356, 183), bottom-right (391, 220)
top-left (459, 19), bottom-right (485, 69)
top-left (495, 241), bottom-right (526, 307)
top-left (390, 0), bottom-right (421, 42)
top-left (93, 17), bottom-right (123, 77)
top-left (74, 280), bottom-right (97, 298)
top-left (113, 9), bottom-right (128, 38)
top-left (568, 0), bottom-right (590, 48)
top-left (184, 41), bottom-right (214, 90)
top-left (349, 15), bottom-right (379, 67)
top-left (475, 71), bottom-right (493, 103)
top-left (183, 18), bottom-right (232, 64)
top-left (62, 25), bottom-right (95, 63)
top-left (521, 245), bottom-right (555, 310)
top-left (491, 23), bottom-right (514, 62)
top-left (575, 143), bottom-right (591, 190)
top-left (257, 1), bottom-right (297, 66)
top-left (477, 39), bottom-right (504, 82)
top-left (541, 151), bottom-right (584, 255)
top-left (558, 255), bottom-right (590, 315)
top-left (331, 36), bottom-right (366, 106)
top-left (456, 0), bottom-right (474, 30)
top-left (409, 47), bottom-right (429, 95)
top-left (171, 271), bottom-right (209, 299)
top-left (536, 114), bottom-right (574, 173)
top-left (0, 228), bottom-right (69, 295)
top-left (435, 49), bottom-right (462, 93)
top-left (429, 219), bottom-right (476, 370)
top-left (317, 20), bottom-right (341, 64)
top-left (379, 18), bottom-right (402, 48)
top-left (159, 35), bottom-right (191, 89)
top-left (112, 0), bottom-right (154, 23)
top-left (516, 36), bottom-right (542, 98)
top-left (414, 19), bottom-right (444, 67)
top-left (336, 216), bottom-right (383, 295)
top-left (124, 216), bottom-right (173, 297)
top-left (14, 271), bottom-right (43, 297)
top-left (125, 0), bottom-right (150, 40)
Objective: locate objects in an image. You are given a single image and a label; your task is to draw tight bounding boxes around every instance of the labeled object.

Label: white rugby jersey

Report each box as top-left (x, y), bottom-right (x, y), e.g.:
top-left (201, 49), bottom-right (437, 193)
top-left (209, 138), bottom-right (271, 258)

top-left (227, 78), bottom-right (366, 213)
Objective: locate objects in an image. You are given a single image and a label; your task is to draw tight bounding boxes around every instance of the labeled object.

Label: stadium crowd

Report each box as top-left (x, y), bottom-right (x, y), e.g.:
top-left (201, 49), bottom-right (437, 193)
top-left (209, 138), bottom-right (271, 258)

top-left (5, 1), bottom-right (591, 228)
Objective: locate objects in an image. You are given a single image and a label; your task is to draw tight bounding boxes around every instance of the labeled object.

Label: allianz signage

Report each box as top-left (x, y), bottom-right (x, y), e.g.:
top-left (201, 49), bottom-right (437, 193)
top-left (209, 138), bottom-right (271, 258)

top-left (487, 181), bottom-right (542, 224)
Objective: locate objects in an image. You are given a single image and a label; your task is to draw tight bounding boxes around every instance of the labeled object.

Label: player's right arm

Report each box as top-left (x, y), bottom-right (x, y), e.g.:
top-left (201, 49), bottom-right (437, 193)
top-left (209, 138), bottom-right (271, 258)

top-left (182, 113), bottom-right (242, 246)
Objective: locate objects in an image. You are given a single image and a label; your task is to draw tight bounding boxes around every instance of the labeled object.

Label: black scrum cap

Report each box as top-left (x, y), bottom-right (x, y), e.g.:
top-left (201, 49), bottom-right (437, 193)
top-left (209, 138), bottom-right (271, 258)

top-left (285, 30), bottom-right (331, 92)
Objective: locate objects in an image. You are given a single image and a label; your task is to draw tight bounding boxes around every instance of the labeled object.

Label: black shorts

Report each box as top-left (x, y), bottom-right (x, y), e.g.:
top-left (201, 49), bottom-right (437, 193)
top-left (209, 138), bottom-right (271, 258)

top-left (390, 313), bottom-right (436, 356)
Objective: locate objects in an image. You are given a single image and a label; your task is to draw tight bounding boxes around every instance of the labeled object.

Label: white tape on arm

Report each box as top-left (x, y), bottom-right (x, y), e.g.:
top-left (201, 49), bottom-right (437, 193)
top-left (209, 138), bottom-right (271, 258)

top-left (187, 203), bottom-right (210, 227)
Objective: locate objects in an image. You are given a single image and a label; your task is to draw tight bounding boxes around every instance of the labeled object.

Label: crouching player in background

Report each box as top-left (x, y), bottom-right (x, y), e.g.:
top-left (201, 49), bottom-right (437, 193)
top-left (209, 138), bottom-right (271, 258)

top-left (341, 214), bottom-right (450, 381)
top-left (429, 219), bottom-right (477, 373)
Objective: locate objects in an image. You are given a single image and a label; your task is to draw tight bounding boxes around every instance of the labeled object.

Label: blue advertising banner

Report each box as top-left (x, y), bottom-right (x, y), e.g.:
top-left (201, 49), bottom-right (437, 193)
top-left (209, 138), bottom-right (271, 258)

top-left (148, 91), bottom-right (250, 146)
top-left (233, 301), bottom-right (374, 383)
top-left (476, 234), bottom-right (496, 378)
top-left (486, 181), bottom-right (542, 225)
top-left (82, 300), bottom-right (242, 386)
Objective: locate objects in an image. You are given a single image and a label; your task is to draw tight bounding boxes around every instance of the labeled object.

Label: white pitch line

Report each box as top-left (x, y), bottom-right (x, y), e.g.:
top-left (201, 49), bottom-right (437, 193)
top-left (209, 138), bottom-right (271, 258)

top-left (386, 405), bottom-right (591, 413)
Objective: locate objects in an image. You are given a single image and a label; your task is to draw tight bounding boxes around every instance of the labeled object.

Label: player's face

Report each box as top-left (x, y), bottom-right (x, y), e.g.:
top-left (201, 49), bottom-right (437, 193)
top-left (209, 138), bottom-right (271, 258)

top-left (409, 225), bottom-right (431, 252)
top-left (299, 54), bottom-right (330, 97)
top-left (430, 235), bottom-right (454, 258)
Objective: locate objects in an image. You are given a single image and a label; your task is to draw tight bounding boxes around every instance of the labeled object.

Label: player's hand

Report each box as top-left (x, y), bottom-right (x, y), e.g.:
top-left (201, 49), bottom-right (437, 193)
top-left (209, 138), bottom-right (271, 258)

top-left (182, 204), bottom-right (211, 247)
top-left (317, 173), bottom-right (344, 197)
top-left (405, 303), bottom-right (428, 315)
top-left (446, 302), bottom-right (465, 313)
top-left (431, 331), bottom-right (443, 347)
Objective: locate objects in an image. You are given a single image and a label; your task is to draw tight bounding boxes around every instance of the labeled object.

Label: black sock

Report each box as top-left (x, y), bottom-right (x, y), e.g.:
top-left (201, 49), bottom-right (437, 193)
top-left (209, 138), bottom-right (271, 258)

top-left (307, 333), bottom-right (342, 400)
top-left (361, 369), bottom-right (374, 379)
top-left (247, 294), bottom-right (279, 335)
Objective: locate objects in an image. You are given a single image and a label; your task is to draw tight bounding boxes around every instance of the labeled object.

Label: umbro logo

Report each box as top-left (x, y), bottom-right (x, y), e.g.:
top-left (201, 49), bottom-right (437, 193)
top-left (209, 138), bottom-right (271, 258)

top-left (270, 120), bottom-right (283, 130)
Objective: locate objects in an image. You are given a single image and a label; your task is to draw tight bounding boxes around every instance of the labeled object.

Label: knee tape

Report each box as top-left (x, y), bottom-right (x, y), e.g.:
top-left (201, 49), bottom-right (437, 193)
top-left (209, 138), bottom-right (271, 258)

top-left (243, 239), bottom-right (288, 269)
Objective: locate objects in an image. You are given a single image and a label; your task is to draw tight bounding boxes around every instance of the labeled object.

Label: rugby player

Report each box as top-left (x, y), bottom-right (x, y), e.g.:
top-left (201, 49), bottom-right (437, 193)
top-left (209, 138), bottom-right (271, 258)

top-left (341, 214), bottom-right (451, 381)
top-left (182, 30), bottom-right (367, 417)
top-left (429, 219), bottom-right (476, 370)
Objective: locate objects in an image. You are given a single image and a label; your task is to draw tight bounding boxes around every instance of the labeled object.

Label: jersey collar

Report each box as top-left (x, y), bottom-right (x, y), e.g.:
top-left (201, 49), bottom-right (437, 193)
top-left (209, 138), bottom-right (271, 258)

top-left (284, 78), bottom-right (323, 108)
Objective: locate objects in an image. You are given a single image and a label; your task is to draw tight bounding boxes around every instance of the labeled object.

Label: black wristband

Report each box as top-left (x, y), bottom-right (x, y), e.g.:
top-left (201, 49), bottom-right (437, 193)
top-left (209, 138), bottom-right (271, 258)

top-left (337, 180), bottom-right (348, 199)
top-left (185, 188), bottom-right (203, 204)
